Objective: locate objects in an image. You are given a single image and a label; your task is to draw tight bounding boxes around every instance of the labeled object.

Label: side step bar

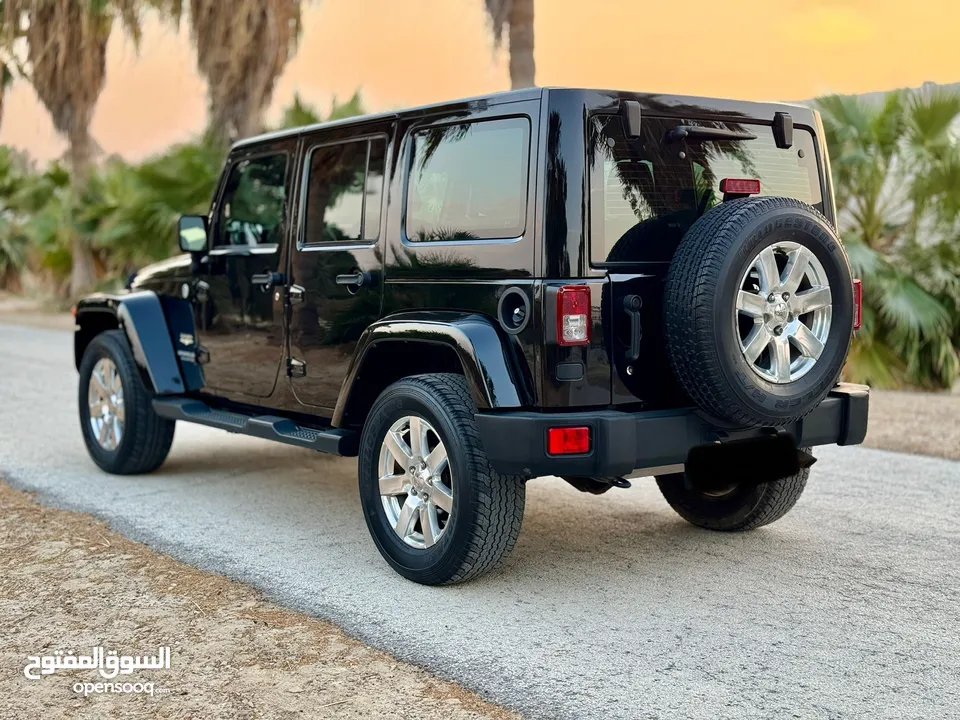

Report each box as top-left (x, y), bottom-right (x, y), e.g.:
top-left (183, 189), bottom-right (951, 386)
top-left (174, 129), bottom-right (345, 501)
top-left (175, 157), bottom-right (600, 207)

top-left (152, 398), bottom-right (359, 457)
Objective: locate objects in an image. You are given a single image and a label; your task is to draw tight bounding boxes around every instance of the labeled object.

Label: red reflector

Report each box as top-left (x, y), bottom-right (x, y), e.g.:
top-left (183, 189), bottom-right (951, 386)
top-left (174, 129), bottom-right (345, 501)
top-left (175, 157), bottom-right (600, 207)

top-left (720, 178), bottom-right (761, 195)
top-left (557, 285), bottom-right (591, 346)
top-left (853, 279), bottom-right (863, 330)
top-left (548, 427), bottom-right (591, 455)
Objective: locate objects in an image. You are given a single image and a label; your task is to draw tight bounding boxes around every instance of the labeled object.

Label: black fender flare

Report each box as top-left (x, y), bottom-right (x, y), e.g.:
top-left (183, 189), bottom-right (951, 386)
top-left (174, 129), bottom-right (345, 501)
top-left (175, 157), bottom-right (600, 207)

top-left (332, 311), bottom-right (532, 426)
top-left (74, 291), bottom-right (188, 395)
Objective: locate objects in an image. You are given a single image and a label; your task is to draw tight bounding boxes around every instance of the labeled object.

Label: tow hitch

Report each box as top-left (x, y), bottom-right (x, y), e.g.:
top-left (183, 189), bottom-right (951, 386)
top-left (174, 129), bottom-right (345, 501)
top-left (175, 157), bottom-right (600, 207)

top-left (561, 476), bottom-right (633, 495)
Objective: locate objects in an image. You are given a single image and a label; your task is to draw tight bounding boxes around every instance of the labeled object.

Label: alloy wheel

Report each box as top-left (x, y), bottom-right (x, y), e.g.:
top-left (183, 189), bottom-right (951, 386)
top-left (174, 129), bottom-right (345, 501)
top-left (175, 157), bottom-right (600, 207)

top-left (88, 357), bottom-right (125, 451)
top-left (736, 242), bottom-right (833, 384)
top-left (377, 415), bottom-right (453, 549)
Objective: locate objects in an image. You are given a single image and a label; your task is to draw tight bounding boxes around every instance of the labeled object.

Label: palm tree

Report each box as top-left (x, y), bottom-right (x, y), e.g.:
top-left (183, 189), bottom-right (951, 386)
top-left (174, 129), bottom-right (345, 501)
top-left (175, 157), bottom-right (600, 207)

top-left (484, 0), bottom-right (535, 90)
top-left (1, 0), bottom-right (147, 296)
top-left (186, 0), bottom-right (303, 142)
top-left (817, 89), bottom-right (960, 388)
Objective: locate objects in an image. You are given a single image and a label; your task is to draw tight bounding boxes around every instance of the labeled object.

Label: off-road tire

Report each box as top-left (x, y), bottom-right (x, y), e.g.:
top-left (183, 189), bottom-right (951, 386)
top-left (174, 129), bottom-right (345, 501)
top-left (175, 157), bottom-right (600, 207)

top-left (656, 451), bottom-right (811, 531)
top-left (358, 373), bottom-right (526, 585)
top-left (664, 197), bottom-right (854, 427)
top-left (78, 330), bottom-right (175, 474)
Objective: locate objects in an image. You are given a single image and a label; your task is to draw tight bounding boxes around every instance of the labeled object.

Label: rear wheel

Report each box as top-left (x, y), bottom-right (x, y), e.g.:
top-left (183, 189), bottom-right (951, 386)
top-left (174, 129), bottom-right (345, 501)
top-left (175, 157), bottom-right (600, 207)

top-left (655, 451), bottom-right (811, 531)
top-left (358, 373), bottom-right (525, 585)
top-left (78, 330), bottom-right (175, 474)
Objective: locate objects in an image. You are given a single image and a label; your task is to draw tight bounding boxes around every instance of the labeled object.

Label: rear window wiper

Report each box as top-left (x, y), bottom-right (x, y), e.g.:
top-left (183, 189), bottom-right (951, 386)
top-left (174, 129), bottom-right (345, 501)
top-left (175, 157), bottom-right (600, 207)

top-left (668, 125), bottom-right (758, 142)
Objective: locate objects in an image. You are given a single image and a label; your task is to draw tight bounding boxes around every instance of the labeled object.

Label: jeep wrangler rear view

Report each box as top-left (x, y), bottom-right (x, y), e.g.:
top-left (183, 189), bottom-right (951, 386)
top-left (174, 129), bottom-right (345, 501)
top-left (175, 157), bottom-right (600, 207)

top-left (74, 88), bottom-right (869, 584)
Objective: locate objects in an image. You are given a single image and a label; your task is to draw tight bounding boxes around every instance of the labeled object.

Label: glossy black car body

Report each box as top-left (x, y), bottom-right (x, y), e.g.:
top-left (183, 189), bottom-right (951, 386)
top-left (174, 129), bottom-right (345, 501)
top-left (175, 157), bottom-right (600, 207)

top-left (74, 87), bottom-right (868, 480)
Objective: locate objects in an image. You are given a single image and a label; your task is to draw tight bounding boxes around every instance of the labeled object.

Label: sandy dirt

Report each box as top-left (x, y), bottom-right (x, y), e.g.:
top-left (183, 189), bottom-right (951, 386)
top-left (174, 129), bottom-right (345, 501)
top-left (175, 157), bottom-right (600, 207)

top-left (863, 388), bottom-right (960, 461)
top-left (0, 481), bottom-right (519, 720)
top-left (0, 294), bottom-right (74, 331)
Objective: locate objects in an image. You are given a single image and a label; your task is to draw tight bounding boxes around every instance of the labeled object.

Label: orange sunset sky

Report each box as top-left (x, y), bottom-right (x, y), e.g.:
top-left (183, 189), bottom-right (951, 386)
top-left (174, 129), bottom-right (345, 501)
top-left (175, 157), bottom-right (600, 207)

top-left (2, 0), bottom-right (958, 164)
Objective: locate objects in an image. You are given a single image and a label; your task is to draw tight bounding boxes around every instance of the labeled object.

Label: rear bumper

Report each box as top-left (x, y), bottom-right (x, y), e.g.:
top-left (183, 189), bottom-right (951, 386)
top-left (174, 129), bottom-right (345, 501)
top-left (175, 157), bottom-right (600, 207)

top-left (475, 383), bottom-right (869, 478)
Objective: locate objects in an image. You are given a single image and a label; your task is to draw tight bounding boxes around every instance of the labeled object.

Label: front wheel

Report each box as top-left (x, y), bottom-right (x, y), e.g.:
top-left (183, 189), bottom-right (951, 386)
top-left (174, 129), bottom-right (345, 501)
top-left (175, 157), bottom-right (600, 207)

top-left (358, 373), bottom-right (525, 585)
top-left (655, 450), bottom-right (811, 531)
top-left (79, 330), bottom-right (175, 474)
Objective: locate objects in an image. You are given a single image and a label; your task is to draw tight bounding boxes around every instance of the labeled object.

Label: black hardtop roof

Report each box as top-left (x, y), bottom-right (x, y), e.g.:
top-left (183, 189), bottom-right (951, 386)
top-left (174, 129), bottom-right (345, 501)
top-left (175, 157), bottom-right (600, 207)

top-left (232, 87), bottom-right (817, 150)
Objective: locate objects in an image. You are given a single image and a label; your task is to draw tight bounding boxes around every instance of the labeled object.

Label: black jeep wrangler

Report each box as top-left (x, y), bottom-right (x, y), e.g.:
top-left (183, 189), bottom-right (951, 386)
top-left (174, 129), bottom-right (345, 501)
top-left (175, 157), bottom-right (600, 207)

top-left (75, 88), bottom-right (868, 584)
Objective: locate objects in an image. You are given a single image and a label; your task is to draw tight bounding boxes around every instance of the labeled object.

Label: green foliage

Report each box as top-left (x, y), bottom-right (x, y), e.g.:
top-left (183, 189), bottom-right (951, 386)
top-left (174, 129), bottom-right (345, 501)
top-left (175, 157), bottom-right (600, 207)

top-left (818, 90), bottom-right (960, 389)
top-left (0, 147), bottom-right (30, 282)
top-left (89, 139), bottom-right (225, 271)
top-left (0, 91), bottom-right (368, 291)
top-left (278, 90), bottom-right (365, 130)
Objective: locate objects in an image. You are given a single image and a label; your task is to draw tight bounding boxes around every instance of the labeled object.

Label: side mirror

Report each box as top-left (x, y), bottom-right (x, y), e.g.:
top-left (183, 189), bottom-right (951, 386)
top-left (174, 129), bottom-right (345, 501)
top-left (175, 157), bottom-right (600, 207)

top-left (178, 215), bottom-right (209, 253)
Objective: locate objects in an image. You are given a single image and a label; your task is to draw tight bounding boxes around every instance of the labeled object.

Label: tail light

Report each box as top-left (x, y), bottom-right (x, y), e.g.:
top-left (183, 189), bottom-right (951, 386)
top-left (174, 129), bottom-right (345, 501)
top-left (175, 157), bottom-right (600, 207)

top-left (853, 279), bottom-right (863, 330)
top-left (557, 286), bottom-right (591, 346)
top-left (548, 427), bottom-right (591, 455)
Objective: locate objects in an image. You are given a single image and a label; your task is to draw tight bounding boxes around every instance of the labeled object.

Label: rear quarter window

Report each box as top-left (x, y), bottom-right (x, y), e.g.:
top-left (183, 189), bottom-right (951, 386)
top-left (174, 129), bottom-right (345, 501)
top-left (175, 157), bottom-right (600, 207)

top-left (589, 115), bottom-right (823, 264)
top-left (404, 117), bottom-right (530, 243)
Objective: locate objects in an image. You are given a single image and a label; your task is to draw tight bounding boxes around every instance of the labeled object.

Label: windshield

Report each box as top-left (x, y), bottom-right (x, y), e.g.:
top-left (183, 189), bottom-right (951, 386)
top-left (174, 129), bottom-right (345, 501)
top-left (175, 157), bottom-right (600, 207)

top-left (589, 114), bottom-right (823, 264)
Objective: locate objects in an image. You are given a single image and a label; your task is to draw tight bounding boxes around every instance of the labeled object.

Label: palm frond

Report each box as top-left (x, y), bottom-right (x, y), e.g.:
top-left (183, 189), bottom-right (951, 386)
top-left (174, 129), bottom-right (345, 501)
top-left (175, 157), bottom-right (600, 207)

top-left (906, 90), bottom-right (960, 156)
top-left (876, 274), bottom-right (949, 339)
top-left (483, 0), bottom-right (511, 46)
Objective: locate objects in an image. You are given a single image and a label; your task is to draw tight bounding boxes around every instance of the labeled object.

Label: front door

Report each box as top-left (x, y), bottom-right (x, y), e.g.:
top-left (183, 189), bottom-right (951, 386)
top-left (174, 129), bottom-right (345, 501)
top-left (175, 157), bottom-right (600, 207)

top-left (197, 141), bottom-right (296, 398)
top-left (287, 123), bottom-right (392, 411)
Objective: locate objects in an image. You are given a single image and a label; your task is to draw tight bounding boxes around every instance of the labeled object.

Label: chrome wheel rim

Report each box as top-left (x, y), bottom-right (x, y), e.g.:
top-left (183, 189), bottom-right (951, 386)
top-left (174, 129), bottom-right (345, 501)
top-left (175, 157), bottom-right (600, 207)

top-left (736, 242), bottom-right (833, 384)
top-left (378, 415), bottom-right (453, 549)
top-left (88, 358), bottom-right (125, 451)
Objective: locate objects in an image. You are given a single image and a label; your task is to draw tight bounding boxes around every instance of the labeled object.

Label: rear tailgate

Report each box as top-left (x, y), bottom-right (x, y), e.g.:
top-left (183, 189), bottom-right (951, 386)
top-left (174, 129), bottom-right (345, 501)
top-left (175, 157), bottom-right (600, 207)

top-left (587, 109), bottom-right (828, 408)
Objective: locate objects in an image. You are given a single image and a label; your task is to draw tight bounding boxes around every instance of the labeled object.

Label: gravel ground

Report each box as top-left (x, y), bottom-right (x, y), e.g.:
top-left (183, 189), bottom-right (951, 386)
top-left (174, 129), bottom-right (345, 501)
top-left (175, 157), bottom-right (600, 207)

top-left (0, 480), bottom-right (518, 720)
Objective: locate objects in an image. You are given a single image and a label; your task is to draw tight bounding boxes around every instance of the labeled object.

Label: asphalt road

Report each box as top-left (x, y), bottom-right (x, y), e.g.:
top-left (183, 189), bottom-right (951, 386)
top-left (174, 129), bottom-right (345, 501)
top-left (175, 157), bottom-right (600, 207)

top-left (2, 323), bottom-right (959, 720)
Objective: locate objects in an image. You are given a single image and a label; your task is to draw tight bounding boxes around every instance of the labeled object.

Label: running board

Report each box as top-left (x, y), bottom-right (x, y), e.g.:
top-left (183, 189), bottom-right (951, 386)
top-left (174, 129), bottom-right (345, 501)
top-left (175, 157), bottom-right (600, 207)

top-left (152, 398), bottom-right (359, 457)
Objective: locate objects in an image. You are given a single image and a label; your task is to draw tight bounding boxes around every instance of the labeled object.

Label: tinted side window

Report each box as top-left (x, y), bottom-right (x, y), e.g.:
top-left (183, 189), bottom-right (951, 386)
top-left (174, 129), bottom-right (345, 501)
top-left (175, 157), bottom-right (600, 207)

top-left (406, 117), bottom-right (529, 242)
top-left (302, 137), bottom-right (386, 246)
top-left (216, 154), bottom-right (289, 248)
top-left (589, 115), bottom-right (822, 264)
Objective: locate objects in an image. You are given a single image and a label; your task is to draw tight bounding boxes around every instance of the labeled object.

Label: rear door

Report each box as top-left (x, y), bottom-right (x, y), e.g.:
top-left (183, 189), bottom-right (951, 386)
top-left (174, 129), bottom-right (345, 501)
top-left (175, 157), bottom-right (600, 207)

top-left (286, 121), bottom-right (393, 411)
top-left (587, 113), bottom-right (824, 408)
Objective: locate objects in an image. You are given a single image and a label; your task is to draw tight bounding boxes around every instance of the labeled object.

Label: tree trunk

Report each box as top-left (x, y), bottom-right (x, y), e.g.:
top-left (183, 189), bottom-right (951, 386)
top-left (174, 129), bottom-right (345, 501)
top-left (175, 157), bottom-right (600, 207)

top-left (235, 109), bottom-right (265, 142)
top-left (508, 0), bottom-right (536, 89)
top-left (67, 128), bottom-right (98, 298)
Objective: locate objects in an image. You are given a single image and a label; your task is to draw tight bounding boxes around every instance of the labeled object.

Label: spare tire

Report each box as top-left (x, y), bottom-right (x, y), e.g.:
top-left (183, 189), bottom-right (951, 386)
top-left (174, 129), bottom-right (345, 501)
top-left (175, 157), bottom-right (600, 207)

top-left (663, 196), bottom-right (853, 427)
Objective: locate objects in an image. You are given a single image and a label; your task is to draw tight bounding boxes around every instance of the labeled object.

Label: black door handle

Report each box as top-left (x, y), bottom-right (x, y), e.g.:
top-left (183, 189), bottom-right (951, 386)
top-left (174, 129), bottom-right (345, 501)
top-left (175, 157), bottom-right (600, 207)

top-left (251, 271), bottom-right (285, 291)
top-left (336, 272), bottom-right (366, 287)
